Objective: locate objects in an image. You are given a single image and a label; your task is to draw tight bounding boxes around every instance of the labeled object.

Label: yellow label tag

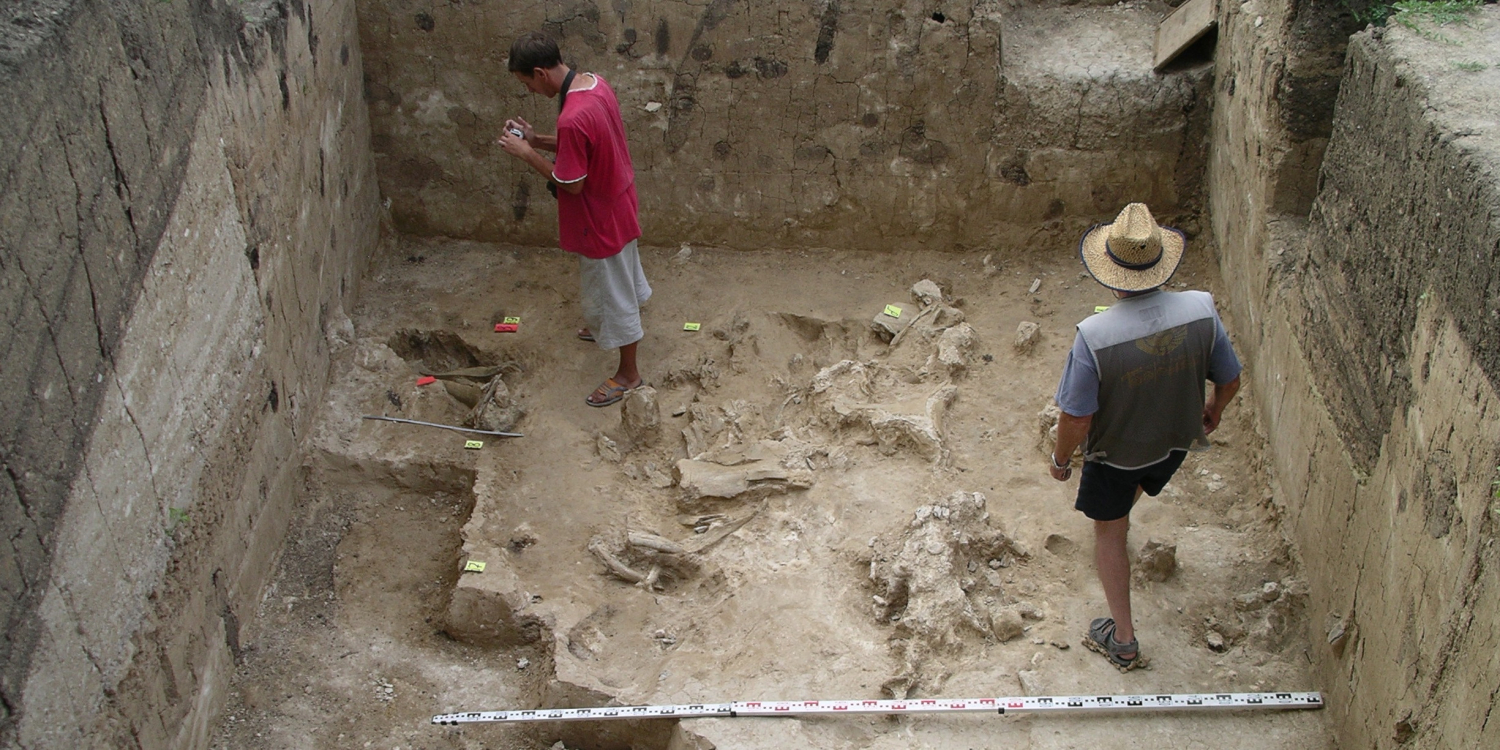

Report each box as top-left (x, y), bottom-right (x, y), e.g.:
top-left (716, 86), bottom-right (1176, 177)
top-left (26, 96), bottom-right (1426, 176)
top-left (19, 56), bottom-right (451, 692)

top-left (883, 305), bottom-right (902, 318)
top-left (463, 560), bottom-right (486, 573)
top-left (1093, 306), bottom-right (1110, 314)
top-left (683, 322), bottom-right (701, 331)
top-left (503, 316), bottom-right (521, 324)
top-left (464, 440), bottom-right (484, 449)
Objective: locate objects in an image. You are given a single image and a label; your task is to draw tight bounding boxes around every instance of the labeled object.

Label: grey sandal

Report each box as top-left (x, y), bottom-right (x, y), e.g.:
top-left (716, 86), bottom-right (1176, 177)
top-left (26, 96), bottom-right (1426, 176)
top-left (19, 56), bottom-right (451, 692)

top-left (1083, 617), bottom-right (1147, 672)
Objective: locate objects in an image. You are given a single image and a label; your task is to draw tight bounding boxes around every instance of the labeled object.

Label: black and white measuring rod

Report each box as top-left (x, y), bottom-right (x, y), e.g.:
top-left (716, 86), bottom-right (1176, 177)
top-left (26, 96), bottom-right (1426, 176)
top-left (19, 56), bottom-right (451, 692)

top-left (432, 691), bottom-right (1323, 725)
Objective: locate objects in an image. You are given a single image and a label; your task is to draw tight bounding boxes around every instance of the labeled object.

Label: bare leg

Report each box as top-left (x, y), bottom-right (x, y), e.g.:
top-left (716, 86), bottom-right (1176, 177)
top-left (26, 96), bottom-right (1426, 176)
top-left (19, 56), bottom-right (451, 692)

top-left (614, 340), bottom-right (640, 386)
top-left (586, 340), bottom-right (642, 405)
top-left (1093, 489), bottom-right (1143, 656)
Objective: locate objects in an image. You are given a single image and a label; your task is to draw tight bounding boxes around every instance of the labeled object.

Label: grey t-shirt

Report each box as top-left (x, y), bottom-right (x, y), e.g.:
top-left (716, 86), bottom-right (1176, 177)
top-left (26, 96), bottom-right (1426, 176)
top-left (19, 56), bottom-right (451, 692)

top-left (1055, 290), bottom-right (1242, 469)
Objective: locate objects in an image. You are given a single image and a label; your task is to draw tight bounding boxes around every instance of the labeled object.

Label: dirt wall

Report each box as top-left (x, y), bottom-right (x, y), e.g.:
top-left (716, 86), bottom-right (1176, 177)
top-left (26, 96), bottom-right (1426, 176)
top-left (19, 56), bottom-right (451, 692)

top-left (1210, 4), bottom-right (1500, 747)
top-left (1, 3), bottom-right (206, 733)
top-left (0, 0), bottom-right (379, 746)
top-left (358, 0), bottom-right (1212, 250)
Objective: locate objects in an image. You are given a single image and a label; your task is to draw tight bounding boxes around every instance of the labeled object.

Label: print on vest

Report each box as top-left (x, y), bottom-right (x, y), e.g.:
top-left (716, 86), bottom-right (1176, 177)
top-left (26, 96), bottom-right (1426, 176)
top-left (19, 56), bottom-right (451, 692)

top-left (1135, 326), bottom-right (1187, 356)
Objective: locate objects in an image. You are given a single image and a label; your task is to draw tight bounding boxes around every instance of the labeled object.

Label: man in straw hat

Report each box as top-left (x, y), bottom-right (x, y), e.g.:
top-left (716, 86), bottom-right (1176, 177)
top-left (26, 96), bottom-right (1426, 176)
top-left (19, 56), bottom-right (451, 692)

top-left (1048, 203), bottom-right (1242, 672)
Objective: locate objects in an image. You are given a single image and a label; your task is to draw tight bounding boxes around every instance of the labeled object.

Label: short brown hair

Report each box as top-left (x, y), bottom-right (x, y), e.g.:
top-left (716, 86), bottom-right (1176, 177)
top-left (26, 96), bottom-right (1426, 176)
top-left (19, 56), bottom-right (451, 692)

top-left (508, 31), bottom-right (561, 74)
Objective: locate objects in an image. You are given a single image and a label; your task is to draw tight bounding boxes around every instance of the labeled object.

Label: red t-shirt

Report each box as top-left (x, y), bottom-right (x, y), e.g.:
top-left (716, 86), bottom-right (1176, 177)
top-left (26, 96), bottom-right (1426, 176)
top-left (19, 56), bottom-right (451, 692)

top-left (552, 75), bottom-right (641, 259)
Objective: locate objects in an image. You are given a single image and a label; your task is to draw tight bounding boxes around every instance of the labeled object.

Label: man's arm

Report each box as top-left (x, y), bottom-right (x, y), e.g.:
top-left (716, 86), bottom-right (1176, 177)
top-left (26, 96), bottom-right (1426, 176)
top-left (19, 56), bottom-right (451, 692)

top-left (500, 134), bottom-right (559, 181)
top-left (498, 132), bottom-right (586, 194)
top-left (1050, 331), bottom-right (1097, 482)
top-left (1050, 411), bottom-right (1092, 481)
top-left (533, 115), bottom-right (586, 194)
top-left (1203, 375), bottom-right (1240, 434)
top-left (1202, 302), bottom-right (1242, 435)
top-left (505, 117), bottom-right (559, 152)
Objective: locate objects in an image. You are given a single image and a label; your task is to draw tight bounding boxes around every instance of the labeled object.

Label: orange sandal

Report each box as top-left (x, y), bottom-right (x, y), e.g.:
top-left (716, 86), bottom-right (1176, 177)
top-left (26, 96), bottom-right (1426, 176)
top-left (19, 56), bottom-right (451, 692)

top-left (586, 377), bottom-right (635, 407)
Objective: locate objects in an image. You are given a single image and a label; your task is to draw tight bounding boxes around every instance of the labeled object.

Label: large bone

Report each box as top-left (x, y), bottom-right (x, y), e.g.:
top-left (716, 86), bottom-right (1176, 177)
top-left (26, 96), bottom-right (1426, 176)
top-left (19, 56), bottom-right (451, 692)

top-left (628, 530), bottom-right (687, 555)
top-left (587, 536), bottom-right (651, 587)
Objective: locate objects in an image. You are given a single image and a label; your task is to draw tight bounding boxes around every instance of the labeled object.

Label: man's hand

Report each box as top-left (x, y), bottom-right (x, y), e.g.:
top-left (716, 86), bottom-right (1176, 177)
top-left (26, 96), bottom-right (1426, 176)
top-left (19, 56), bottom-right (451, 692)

top-left (503, 116), bottom-right (558, 152)
top-left (505, 117), bottom-right (534, 143)
top-left (1050, 411), bottom-right (1092, 482)
top-left (1202, 376), bottom-right (1241, 435)
top-left (1048, 457), bottom-right (1072, 482)
top-left (497, 125), bottom-right (566, 188)
top-left (497, 129), bottom-right (533, 158)
top-left (1202, 405), bottom-right (1222, 434)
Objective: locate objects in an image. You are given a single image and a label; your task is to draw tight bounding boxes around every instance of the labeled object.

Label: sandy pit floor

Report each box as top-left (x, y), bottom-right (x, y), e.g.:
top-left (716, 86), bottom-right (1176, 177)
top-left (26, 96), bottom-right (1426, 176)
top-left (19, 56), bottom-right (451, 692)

top-left (210, 236), bottom-right (1331, 749)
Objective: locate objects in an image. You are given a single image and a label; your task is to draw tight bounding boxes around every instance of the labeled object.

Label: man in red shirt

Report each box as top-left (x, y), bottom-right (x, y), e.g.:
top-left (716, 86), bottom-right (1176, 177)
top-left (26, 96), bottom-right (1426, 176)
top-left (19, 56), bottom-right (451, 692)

top-left (499, 32), bottom-right (650, 407)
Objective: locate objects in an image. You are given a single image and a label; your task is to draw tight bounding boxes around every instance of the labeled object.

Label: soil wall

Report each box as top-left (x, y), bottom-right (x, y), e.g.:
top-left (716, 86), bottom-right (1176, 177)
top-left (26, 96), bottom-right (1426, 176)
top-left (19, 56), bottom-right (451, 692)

top-left (0, 0), bottom-right (379, 746)
top-left (1210, 4), bottom-right (1500, 747)
top-left (358, 0), bottom-right (1213, 250)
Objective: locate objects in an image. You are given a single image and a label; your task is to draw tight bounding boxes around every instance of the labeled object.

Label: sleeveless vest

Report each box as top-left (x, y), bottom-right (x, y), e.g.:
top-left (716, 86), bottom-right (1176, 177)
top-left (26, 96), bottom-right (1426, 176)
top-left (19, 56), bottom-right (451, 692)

top-left (1075, 290), bottom-right (1220, 469)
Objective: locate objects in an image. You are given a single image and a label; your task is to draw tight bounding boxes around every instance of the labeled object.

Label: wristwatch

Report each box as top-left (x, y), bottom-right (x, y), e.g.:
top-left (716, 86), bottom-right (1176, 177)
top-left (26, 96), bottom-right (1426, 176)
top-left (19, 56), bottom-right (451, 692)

top-left (1050, 454), bottom-right (1070, 470)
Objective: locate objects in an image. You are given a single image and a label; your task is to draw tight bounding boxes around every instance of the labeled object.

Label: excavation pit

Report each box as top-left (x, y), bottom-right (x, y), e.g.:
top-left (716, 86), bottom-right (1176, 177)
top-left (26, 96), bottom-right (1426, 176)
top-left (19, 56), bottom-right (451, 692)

top-left (212, 240), bottom-right (1329, 749)
top-left (13, 2), bottom-right (1500, 748)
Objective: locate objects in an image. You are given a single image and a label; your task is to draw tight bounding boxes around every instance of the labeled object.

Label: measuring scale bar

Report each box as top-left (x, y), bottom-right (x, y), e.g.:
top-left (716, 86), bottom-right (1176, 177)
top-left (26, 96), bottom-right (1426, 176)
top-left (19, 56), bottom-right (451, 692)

top-left (432, 691), bottom-right (1323, 725)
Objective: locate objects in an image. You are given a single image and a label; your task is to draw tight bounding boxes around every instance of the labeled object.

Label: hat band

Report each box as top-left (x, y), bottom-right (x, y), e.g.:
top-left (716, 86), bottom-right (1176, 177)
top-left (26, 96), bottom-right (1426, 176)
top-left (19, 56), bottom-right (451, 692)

top-left (1105, 244), bottom-right (1162, 271)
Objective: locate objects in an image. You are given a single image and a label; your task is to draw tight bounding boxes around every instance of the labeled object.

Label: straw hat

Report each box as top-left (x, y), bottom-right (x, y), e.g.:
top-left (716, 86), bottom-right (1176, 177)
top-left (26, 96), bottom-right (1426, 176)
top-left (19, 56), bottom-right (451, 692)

top-left (1078, 203), bottom-right (1185, 292)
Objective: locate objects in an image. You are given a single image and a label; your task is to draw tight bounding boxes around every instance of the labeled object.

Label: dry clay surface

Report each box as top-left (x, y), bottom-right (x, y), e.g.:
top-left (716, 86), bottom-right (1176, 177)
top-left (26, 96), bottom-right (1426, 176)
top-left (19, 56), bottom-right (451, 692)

top-left (212, 240), bottom-right (1330, 749)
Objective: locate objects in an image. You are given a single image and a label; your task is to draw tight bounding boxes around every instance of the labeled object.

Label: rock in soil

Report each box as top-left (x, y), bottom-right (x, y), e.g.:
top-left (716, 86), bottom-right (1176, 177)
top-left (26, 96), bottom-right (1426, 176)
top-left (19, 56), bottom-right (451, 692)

top-left (1013, 321), bottom-right (1041, 354)
top-left (1138, 539), bottom-right (1178, 582)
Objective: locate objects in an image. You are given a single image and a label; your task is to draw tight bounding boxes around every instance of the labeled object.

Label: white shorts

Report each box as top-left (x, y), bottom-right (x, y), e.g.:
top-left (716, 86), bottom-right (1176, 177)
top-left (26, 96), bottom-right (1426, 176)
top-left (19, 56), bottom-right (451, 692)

top-left (578, 240), bottom-right (651, 350)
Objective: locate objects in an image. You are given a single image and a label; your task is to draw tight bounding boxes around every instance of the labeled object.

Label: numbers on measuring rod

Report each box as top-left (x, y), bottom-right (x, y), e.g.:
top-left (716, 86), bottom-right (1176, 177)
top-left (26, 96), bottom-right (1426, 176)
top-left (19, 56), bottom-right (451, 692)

top-left (430, 691), bottom-right (1324, 725)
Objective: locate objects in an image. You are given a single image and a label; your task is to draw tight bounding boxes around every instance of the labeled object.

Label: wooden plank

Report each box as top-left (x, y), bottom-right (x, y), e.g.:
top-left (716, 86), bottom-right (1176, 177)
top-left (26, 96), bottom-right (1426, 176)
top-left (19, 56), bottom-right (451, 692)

top-left (1154, 0), bottom-right (1217, 71)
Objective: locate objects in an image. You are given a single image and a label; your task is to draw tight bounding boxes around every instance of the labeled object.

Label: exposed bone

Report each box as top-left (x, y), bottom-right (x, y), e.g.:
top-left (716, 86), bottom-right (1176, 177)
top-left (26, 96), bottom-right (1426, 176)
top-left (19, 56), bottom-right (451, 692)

top-left (628, 530), bottom-right (687, 555)
top-left (426, 364), bottom-right (510, 379)
top-left (679, 501), bottom-right (764, 554)
top-left (889, 304), bottom-right (938, 348)
top-left (587, 536), bottom-right (650, 586)
top-left (638, 566), bottom-right (661, 591)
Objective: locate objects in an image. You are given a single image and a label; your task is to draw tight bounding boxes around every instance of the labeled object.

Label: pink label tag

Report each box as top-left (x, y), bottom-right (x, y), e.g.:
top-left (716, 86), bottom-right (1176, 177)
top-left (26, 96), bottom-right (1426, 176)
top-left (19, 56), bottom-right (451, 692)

top-left (416, 376), bottom-right (437, 386)
top-left (494, 323), bottom-right (519, 333)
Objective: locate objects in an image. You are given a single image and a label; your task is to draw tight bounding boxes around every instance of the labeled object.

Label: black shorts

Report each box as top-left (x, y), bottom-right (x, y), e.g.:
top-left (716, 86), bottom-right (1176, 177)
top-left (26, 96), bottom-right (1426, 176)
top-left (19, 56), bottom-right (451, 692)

top-left (1075, 450), bottom-right (1188, 521)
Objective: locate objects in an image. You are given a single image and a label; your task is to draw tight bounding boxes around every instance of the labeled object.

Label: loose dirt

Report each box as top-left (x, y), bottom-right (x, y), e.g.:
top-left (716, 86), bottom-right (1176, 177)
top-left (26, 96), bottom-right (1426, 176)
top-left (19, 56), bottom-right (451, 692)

top-left (210, 235), bottom-right (1330, 749)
